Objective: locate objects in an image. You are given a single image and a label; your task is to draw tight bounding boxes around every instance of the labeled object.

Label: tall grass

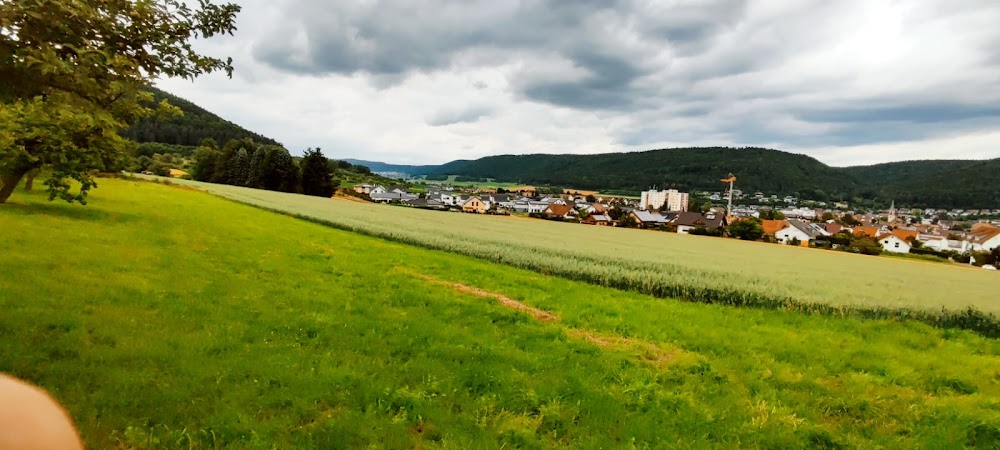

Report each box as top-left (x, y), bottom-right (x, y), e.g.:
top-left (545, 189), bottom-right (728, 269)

top-left (154, 177), bottom-right (1000, 337)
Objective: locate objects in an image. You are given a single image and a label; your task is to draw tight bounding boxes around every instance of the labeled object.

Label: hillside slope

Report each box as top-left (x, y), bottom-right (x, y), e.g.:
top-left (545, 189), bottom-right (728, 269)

top-left (847, 159), bottom-right (1000, 208)
top-left (402, 148), bottom-right (996, 208)
top-left (122, 87), bottom-right (281, 147)
top-left (426, 147), bottom-right (861, 199)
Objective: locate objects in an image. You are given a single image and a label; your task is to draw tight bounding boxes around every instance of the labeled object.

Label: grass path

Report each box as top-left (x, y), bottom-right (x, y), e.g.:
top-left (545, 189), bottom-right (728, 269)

top-left (2, 179), bottom-right (1000, 448)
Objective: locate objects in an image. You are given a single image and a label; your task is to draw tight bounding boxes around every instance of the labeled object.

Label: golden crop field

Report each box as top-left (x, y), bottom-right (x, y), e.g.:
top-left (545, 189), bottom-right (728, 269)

top-left (163, 178), bottom-right (1000, 318)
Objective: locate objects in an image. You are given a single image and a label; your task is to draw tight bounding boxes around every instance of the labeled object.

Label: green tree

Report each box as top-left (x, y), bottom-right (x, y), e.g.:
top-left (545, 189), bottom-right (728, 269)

top-left (760, 209), bottom-right (785, 220)
top-left (192, 146), bottom-right (222, 182)
top-left (618, 213), bottom-right (639, 228)
top-left (257, 146), bottom-right (300, 193)
top-left (0, 0), bottom-right (240, 204)
top-left (841, 214), bottom-right (861, 226)
top-left (608, 205), bottom-right (624, 221)
top-left (728, 218), bottom-right (764, 241)
top-left (301, 148), bottom-right (335, 198)
top-left (821, 211), bottom-right (836, 222)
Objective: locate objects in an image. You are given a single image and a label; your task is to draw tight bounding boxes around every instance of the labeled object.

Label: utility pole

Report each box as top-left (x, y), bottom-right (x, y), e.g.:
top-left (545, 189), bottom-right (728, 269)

top-left (721, 173), bottom-right (736, 215)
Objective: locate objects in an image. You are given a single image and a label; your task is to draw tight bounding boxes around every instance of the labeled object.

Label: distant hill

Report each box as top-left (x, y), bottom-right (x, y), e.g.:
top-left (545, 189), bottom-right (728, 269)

top-left (425, 147), bottom-right (862, 199)
top-left (122, 87), bottom-right (281, 147)
top-left (844, 159), bottom-right (1000, 209)
top-left (342, 159), bottom-right (438, 174)
top-left (350, 148), bottom-right (997, 208)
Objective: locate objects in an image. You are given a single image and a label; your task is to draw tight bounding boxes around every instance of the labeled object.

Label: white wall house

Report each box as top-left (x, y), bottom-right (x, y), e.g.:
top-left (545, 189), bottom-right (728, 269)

top-left (968, 227), bottom-right (1000, 251)
top-left (775, 219), bottom-right (821, 246)
top-left (775, 225), bottom-right (812, 246)
top-left (878, 234), bottom-right (911, 253)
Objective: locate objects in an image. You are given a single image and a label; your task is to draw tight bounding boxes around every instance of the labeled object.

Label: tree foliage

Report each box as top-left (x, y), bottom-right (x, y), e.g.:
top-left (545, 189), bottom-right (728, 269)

top-left (0, 0), bottom-right (240, 204)
top-left (122, 87), bottom-right (280, 147)
top-left (300, 148), bottom-right (336, 198)
top-left (729, 218), bottom-right (764, 241)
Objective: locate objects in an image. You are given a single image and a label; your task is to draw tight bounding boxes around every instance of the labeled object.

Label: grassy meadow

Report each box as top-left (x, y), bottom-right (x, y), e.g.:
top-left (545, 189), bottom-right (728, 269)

top-left (2, 178), bottom-right (1000, 448)
top-left (156, 178), bottom-right (999, 327)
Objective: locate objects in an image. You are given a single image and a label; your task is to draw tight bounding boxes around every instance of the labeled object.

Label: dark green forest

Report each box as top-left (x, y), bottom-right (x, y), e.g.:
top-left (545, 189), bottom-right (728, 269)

top-left (404, 149), bottom-right (997, 209)
top-left (122, 87), bottom-right (280, 147)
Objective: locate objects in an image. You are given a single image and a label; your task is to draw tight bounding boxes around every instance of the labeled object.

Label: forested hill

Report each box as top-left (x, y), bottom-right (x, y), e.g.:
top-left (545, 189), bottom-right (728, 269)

top-left (122, 87), bottom-right (280, 147)
top-left (843, 159), bottom-right (1000, 208)
top-left (401, 148), bottom-right (997, 208)
top-left (426, 147), bottom-right (862, 200)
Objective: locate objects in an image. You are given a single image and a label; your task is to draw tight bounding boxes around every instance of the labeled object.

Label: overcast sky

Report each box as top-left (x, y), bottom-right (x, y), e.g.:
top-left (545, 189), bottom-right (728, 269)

top-left (157, 0), bottom-right (1000, 166)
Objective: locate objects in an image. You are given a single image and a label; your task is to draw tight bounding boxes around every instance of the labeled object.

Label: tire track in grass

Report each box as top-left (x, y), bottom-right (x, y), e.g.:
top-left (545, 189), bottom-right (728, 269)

top-left (400, 269), bottom-right (558, 322)
top-left (395, 268), bottom-right (690, 369)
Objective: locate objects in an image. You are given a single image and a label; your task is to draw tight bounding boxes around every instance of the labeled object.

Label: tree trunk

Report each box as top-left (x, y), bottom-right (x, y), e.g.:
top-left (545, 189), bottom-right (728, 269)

top-left (23, 169), bottom-right (39, 191)
top-left (0, 167), bottom-right (30, 204)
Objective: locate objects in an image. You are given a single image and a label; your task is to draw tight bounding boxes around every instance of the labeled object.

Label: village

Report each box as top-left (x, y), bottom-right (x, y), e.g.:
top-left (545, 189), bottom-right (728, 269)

top-left (350, 180), bottom-right (1000, 267)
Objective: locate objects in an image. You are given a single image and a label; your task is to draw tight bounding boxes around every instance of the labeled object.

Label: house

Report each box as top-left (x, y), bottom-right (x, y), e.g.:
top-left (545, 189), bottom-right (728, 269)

top-left (853, 225), bottom-right (881, 238)
top-left (629, 210), bottom-right (672, 228)
top-left (512, 201), bottom-right (549, 214)
top-left (461, 196), bottom-right (487, 213)
top-left (877, 233), bottom-right (911, 253)
top-left (761, 219), bottom-right (790, 238)
top-left (370, 192), bottom-right (418, 203)
top-left (353, 183), bottom-right (381, 194)
top-left (920, 235), bottom-right (950, 252)
top-left (543, 203), bottom-right (579, 220)
top-left (967, 224), bottom-right (1000, 251)
top-left (890, 229), bottom-right (918, 244)
top-left (386, 185), bottom-right (409, 194)
top-left (493, 193), bottom-right (516, 210)
top-left (404, 197), bottom-right (447, 210)
top-left (775, 219), bottom-right (824, 246)
top-left (584, 203), bottom-right (610, 215)
top-left (581, 213), bottom-right (612, 226)
top-left (477, 195), bottom-right (494, 211)
top-left (369, 185), bottom-right (387, 195)
top-left (672, 212), bottom-right (727, 234)
top-left (824, 223), bottom-right (844, 235)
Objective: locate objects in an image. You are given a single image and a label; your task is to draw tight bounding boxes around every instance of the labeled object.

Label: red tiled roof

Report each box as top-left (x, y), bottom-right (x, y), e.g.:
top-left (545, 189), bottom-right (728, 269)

top-left (853, 226), bottom-right (880, 238)
top-left (545, 203), bottom-right (576, 217)
top-left (762, 220), bottom-right (789, 236)
top-left (891, 229), bottom-right (918, 242)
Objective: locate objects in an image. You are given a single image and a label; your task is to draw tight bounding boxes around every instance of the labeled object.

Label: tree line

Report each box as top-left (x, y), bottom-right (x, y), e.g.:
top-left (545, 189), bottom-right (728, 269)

top-left (191, 139), bottom-right (337, 197)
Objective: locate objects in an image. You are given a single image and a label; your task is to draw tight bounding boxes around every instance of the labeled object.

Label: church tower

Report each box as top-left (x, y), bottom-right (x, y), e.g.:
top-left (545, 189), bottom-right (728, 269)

top-left (888, 200), bottom-right (897, 223)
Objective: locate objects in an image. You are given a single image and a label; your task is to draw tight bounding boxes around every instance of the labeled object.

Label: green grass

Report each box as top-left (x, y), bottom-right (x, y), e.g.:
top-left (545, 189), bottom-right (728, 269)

top-left (2, 179), bottom-right (1000, 448)
top-left (150, 178), bottom-right (1000, 336)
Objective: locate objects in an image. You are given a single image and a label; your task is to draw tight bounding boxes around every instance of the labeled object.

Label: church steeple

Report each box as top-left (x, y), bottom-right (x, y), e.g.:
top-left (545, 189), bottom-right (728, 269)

top-left (888, 200), bottom-right (897, 222)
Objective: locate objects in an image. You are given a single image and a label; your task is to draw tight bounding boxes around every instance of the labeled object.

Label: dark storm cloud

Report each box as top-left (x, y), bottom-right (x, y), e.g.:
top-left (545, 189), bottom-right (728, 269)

top-left (233, 0), bottom-right (1000, 161)
top-left (251, 0), bottom-right (747, 109)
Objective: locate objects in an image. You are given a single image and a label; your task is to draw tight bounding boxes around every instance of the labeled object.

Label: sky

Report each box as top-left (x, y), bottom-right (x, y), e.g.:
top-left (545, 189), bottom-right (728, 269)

top-left (157, 0), bottom-right (1000, 167)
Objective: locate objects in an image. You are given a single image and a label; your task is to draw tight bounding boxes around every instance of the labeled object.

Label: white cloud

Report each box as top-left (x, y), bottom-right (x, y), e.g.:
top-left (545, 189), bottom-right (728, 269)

top-left (156, 0), bottom-right (1000, 166)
